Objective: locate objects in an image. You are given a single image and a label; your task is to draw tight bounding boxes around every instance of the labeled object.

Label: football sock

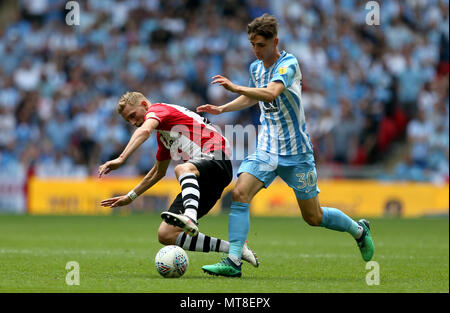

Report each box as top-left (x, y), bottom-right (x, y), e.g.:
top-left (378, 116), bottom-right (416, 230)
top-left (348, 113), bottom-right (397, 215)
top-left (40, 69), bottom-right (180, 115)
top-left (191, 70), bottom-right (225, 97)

top-left (176, 232), bottom-right (229, 253)
top-left (350, 221), bottom-right (364, 239)
top-left (320, 207), bottom-right (364, 239)
top-left (178, 173), bottom-right (199, 221)
top-left (228, 202), bottom-right (250, 265)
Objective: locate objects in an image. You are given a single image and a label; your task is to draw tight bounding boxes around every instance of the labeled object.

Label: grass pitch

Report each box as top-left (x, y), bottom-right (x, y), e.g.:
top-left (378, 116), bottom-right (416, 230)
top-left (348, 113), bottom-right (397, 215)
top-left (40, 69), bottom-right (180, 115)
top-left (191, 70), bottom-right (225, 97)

top-left (0, 214), bottom-right (448, 293)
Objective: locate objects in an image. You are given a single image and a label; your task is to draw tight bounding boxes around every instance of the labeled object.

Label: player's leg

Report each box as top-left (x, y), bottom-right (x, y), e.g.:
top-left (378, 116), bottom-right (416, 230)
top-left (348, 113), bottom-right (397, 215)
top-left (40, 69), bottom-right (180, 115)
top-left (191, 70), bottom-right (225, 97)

top-left (225, 152), bottom-right (277, 267)
top-left (174, 162), bottom-right (200, 222)
top-left (227, 172), bottom-right (264, 265)
top-left (159, 193), bottom-right (230, 252)
top-left (162, 158), bottom-right (226, 235)
top-left (159, 158), bottom-right (259, 266)
top-left (157, 222), bottom-right (181, 244)
top-left (161, 163), bottom-right (200, 236)
top-left (277, 152), bottom-right (374, 261)
top-left (194, 157), bottom-right (260, 267)
top-left (157, 221), bottom-right (229, 253)
top-left (202, 173), bottom-right (265, 277)
top-left (202, 152), bottom-right (276, 277)
top-left (296, 195), bottom-right (360, 233)
top-left (157, 220), bottom-right (258, 266)
top-left (296, 195), bottom-right (374, 262)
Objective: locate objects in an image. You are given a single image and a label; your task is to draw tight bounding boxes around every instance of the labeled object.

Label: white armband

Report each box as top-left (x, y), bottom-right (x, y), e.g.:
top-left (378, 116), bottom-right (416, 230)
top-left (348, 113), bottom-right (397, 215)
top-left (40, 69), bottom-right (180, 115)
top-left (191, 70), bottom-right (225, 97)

top-left (127, 190), bottom-right (138, 201)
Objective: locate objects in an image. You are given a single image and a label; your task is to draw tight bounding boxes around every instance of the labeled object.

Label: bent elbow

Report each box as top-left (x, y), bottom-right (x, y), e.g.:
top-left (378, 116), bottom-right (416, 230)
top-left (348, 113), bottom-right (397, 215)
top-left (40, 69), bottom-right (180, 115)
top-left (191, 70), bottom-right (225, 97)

top-left (156, 172), bottom-right (166, 180)
top-left (154, 167), bottom-right (167, 180)
top-left (266, 94), bottom-right (276, 103)
top-left (139, 128), bottom-right (152, 138)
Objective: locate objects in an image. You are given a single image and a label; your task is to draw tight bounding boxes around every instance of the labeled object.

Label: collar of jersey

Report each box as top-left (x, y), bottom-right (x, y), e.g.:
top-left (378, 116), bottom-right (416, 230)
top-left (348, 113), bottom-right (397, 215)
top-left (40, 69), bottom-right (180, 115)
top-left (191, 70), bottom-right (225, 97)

top-left (263, 50), bottom-right (287, 70)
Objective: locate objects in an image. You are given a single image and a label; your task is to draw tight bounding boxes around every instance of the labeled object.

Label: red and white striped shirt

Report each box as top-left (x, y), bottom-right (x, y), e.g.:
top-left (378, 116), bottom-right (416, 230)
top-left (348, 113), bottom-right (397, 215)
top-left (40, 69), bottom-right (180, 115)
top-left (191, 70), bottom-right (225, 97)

top-left (144, 103), bottom-right (229, 161)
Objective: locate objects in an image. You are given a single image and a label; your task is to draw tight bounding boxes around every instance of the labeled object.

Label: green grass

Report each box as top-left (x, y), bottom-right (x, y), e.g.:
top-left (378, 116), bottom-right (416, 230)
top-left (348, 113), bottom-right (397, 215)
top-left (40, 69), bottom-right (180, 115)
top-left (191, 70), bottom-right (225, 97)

top-left (0, 214), bottom-right (448, 293)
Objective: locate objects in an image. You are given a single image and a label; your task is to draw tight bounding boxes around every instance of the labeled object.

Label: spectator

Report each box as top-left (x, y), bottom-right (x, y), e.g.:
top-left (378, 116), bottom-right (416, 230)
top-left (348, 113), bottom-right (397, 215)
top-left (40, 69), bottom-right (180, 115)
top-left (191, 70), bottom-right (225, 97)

top-left (330, 98), bottom-right (360, 164)
top-left (0, 0), bottom-right (447, 182)
top-left (406, 109), bottom-right (434, 168)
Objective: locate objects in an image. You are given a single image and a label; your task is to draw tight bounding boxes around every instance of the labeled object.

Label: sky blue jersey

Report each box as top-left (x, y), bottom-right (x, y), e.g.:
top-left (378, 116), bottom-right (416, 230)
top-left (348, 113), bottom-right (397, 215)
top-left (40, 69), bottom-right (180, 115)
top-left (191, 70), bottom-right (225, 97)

top-left (249, 50), bottom-right (313, 155)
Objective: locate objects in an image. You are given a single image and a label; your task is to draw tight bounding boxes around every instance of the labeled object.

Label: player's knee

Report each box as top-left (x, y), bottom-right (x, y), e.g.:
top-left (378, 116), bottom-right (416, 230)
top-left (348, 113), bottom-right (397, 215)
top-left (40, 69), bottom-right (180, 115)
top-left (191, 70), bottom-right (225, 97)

top-left (157, 228), bottom-right (173, 245)
top-left (174, 163), bottom-right (198, 177)
top-left (304, 214), bottom-right (322, 227)
top-left (299, 199), bottom-right (323, 227)
top-left (174, 164), bottom-right (187, 176)
top-left (232, 187), bottom-right (251, 203)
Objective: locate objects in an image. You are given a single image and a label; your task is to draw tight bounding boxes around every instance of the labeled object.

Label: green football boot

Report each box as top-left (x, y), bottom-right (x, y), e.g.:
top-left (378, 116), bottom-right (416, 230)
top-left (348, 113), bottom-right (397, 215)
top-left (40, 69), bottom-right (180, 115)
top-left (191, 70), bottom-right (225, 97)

top-left (356, 219), bottom-right (374, 262)
top-left (202, 257), bottom-right (242, 278)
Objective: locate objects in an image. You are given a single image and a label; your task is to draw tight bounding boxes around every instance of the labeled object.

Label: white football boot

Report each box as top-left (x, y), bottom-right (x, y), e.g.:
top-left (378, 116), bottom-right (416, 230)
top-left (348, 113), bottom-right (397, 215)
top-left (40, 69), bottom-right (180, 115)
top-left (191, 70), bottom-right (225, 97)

top-left (161, 211), bottom-right (199, 237)
top-left (241, 241), bottom-right (259, 267)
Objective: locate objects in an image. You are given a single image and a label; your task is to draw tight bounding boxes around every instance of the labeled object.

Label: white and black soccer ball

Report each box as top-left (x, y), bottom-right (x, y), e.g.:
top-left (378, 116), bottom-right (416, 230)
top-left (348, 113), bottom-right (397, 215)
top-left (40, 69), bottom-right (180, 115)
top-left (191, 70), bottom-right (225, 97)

top-left (155, 245), bottom-right (189, 278)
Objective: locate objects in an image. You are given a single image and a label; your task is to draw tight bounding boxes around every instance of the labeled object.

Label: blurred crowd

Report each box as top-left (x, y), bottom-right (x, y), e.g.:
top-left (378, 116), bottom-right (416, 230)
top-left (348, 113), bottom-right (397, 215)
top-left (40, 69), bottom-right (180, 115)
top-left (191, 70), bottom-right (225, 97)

top-left (0, 0), bottom-right (448, 182)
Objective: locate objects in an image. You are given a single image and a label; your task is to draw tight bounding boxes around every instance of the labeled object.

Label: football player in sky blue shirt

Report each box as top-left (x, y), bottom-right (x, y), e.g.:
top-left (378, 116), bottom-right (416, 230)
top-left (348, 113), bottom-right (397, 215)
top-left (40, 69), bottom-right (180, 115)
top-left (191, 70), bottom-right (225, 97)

top-left (197, 14), bottom-right (374, 277)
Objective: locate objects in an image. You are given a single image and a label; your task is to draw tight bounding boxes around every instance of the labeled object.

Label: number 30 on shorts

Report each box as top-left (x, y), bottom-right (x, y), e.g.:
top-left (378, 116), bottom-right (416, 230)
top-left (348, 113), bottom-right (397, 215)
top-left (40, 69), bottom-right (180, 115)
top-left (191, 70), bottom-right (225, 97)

top-left (296, 170), bottom-right (317, 190)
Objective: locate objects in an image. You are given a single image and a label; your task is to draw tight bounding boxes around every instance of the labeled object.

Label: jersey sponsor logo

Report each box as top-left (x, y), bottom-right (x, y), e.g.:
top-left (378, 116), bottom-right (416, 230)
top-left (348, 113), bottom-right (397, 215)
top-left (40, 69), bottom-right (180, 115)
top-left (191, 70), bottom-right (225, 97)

top-left (261, 101), bottom-right (279, 113)
top-left (158, 130), bottom-right (178, 149)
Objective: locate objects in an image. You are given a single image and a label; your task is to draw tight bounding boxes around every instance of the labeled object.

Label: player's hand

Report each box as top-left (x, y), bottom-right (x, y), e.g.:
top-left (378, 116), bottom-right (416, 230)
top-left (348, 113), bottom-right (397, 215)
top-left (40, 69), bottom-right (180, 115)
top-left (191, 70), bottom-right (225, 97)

top-left (98, 158), bottom-right (124, 178)
top-left (211, 75), bottom-right (238, 92)
top-left (196, 104), bottom-right (224, 115)
top-left (100, 195), bottom-right (131, 208)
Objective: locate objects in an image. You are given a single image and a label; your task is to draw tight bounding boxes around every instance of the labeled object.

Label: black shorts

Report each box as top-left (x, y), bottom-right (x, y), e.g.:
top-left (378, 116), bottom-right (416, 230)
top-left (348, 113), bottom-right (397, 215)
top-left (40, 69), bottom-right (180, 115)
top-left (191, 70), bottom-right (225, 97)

top-left (167, 154), bottom-right (233, 219)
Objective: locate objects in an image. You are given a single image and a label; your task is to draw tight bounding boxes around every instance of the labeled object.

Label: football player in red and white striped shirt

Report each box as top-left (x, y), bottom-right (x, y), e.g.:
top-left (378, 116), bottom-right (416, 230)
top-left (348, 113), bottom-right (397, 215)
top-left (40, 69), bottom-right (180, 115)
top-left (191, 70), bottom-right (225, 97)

top-left (98, 92), bottom-right (259, 267)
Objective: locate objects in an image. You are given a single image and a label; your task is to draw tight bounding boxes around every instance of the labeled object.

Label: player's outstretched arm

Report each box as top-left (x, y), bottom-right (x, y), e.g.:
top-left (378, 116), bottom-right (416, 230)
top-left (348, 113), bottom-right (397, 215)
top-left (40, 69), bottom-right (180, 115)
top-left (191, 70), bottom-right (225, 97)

top-left (98, 118), bottom-right (159, 178)
top-left (100, 159), bottom-right (170, 208)
top-left (118, 118), bottom-right (159, 163)
top-left (208, 74), bottom-right (285, 105)
top-left (98, 157), bottom-right (124, 178)
top-left (131, 159), bottom-right (170, 196)
top-left (197, 95), bottom-right (256, 114)
top-left (232, 80), bottom-right (285, 103)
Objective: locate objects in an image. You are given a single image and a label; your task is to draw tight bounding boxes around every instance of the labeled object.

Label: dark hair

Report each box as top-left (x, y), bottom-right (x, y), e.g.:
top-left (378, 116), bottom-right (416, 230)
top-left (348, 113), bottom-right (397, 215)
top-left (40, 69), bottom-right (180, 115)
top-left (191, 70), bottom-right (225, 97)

top-left (247, 13), bottom-right (278, 39)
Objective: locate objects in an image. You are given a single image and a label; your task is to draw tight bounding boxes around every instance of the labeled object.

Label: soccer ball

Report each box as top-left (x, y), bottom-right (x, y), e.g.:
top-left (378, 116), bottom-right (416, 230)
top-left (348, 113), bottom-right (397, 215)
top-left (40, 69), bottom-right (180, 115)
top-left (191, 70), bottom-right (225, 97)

top-left (155, 245), bottom-right (189, 278)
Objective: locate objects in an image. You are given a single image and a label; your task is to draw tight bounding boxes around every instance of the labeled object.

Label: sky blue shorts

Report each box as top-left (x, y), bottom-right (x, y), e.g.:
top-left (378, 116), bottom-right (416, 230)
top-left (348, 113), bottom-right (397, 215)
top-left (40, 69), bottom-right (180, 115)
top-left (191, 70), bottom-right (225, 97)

top-left (237, 150), bottom-right (320, 200)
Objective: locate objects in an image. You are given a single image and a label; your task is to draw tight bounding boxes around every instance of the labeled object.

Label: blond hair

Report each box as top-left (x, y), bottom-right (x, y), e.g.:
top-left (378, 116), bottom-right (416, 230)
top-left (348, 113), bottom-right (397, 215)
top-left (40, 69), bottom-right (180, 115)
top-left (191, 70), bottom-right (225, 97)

top-left (117, 91), bottom-right (148, 114)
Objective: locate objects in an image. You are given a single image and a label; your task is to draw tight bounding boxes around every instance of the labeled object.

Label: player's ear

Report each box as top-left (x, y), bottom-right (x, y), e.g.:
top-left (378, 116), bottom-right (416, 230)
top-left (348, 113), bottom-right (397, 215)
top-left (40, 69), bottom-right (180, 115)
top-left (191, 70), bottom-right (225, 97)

top-left (274, 37), bottom-right (279, 47)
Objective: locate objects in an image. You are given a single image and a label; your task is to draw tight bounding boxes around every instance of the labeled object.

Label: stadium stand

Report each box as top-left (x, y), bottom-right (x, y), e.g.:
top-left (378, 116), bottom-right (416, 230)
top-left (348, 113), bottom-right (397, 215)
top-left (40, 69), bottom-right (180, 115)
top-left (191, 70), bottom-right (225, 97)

top-left (0, 0), bottom-right (448, 183)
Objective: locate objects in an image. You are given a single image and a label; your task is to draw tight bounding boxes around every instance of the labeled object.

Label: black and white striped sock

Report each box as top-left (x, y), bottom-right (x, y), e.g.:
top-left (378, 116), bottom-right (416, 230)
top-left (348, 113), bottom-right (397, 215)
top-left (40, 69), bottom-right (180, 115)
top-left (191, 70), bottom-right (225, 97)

top-left (176, 232), bottom-right (229, 253)
top-left (178, 173), bottom-right (200, 221)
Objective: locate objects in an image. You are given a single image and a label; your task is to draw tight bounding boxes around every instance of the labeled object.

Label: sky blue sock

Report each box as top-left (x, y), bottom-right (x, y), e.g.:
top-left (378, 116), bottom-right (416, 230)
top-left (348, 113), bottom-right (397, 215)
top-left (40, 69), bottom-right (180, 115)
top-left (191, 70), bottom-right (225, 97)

top-left (320, 207), bottom-right (361, 237)
top-left (228, 202), bottom-right (250, 263)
